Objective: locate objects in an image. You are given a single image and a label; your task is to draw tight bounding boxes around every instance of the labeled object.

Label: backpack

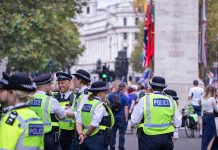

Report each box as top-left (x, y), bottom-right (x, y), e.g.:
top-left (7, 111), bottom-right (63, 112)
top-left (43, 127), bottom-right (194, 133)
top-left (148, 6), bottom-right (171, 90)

top-left (188, 115), bottom-right (197, 129)
top-left (109, 92), bottom-right (122, 113)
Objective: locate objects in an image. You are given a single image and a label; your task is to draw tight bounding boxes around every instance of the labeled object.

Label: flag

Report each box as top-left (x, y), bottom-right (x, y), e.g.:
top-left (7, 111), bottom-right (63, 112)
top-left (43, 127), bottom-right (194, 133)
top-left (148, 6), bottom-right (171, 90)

top-left (137, 67), bottom-right (151, 86)
top-left (142, 0), bottom-right (154, 68)
top-left (142, 18), bottom-right (148, 68)
top-left (201, 0), bottom-right (207, 67)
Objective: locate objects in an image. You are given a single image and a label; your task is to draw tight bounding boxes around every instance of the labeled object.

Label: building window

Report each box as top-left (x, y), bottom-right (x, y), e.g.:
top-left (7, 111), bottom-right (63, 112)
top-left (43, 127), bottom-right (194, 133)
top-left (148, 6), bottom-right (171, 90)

top-left (123, 18), bottom-right (127, 26)
top-left (135, 17), bottom-right (139, 25)
top-left (135, 33), bottom-right (139, 40)
top-left (87, 7), bottom-right (90, 14)
top-left (123, 33), bottom-right (128, 40)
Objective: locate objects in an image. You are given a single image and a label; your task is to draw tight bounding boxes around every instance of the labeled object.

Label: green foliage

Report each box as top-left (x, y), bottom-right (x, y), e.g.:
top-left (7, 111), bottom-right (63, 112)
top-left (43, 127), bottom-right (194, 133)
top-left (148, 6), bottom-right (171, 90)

top-left (206, 0), bottom-right (218, 67)
top-left (0, 1), bottom-right (86, 72)
top-left (130, 21), bottom-right (144, 73)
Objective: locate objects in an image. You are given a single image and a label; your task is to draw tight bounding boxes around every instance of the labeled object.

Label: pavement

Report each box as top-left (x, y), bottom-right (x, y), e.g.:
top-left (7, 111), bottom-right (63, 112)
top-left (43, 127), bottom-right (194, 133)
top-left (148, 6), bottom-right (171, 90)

top-left (114, 128), bottom-right (202, 150)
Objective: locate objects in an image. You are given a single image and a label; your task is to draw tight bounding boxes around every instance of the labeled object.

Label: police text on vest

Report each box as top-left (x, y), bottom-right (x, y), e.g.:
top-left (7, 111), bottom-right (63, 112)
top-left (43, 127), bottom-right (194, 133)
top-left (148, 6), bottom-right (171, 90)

top-left (153, 98), bottom-right (170, 107)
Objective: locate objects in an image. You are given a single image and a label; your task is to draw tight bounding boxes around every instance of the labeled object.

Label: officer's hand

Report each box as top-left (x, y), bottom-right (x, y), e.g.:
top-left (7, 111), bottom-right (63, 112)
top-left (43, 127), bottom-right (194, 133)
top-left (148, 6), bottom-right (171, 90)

top-left (65, 109), bottom-right (75, 118)
top-left (79, 133), bottom-right (87, 144)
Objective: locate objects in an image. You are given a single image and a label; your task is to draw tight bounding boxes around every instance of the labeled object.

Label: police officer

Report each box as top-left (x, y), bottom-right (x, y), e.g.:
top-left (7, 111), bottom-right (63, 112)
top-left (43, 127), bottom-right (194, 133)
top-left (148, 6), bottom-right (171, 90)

top-left (29, 73), bottom-right (66, 150)
top-left (76, 81), bottom-right (114, 150)
top-left (68, 69), bottom-right (91, 150)
top-left (0, 72), bottom-right (13, 119)
top-left (54, 72), bottom-right (75, 150)
top-left (131, 76), bottom-right (178, 150)
top-left (163, 89), bottom-right (182, 143)
top-left (0, 72), bottom-right (44, 149)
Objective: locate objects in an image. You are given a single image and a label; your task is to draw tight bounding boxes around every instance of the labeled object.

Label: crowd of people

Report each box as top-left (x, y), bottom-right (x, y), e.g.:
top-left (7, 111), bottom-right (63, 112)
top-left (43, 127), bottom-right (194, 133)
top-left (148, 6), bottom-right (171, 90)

top-left (0, 69), bottom-right (217, 150)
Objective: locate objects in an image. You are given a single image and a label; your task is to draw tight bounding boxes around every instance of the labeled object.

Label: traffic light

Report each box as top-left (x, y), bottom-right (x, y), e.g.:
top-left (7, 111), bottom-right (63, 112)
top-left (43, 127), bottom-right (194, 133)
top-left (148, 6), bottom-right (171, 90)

top-left (99, 65), bottom-right (115, 82)
top-left (108, 71), bottom-right (115, 82)
top-left (101, 73), bottom-right (107, 81)
top-left (101, 65), bottom-right (108, 81)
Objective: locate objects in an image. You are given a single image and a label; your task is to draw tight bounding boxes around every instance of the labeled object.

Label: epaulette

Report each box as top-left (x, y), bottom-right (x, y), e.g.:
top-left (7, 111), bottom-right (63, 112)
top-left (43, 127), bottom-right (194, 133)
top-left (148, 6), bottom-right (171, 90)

top-left (52, 91), bottom-right (59, 96)
top-left (84, 89), bottom-right (89, 95)
top-left (144, 93), bottom-right (151, 95)
top-left (6, 111), bottom-right (18, 126)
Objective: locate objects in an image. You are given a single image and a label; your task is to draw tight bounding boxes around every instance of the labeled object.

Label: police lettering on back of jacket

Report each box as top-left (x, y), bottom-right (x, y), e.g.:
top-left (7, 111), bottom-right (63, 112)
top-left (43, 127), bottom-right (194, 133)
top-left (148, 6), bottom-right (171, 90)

top-left (130, 76), bottom-right (181, 150)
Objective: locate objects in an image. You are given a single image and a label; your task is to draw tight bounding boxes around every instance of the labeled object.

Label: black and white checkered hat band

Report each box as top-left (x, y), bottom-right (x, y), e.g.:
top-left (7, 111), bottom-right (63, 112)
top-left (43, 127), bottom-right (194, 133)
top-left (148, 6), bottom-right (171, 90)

top-left (150, 82), bottom-right (167, 87)
top-left (21, 83), bottom-right (36, 89)
top-left (89, 86), bottom-right (108, 91)
top-left (58, 75), bottom-right (71, 80)
top-left (36, 79), bottom-right (52, 85)
top-left (76, 73), bottom-right (90, 81)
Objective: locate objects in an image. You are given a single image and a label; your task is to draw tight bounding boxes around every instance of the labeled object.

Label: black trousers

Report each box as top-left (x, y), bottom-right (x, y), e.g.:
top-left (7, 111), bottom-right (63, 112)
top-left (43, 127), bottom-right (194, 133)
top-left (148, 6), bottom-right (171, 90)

top-left (70, 131), bottom-right (81, 150)
top-left (44, 132), bottom-right (62, 150)
top-left (81, 134), bottom-right (108, 150)
top-left (59, 129), bottom-right (74, 150)
top-left (138, 131), bottom-right (174, 150)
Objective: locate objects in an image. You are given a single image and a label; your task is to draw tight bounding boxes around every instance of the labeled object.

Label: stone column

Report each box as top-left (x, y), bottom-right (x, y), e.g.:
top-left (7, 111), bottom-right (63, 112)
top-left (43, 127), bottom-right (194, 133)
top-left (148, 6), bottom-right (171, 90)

top-left (154, 0), bottom-right (201, 108)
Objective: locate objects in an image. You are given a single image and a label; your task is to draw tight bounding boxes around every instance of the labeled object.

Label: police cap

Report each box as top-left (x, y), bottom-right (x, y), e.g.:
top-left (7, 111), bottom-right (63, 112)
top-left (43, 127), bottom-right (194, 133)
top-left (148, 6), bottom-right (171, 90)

top-left (56, 72), bottom-right (72, 81)
top-left (34, 73), bottom-right (52, 86)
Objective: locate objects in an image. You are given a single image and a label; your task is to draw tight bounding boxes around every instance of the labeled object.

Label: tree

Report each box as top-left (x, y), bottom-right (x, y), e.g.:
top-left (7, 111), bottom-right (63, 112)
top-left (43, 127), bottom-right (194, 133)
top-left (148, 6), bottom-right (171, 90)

top-left (206, 0), bottom-right (218, 67)
top-left (130, 22), bottom-right (145, 73)
top-left (132, 0), bottom-right (147, 13)
top-left (199, 0), bottom-right (218, 81)
top-left (0, 1), bottom-right (86, 73)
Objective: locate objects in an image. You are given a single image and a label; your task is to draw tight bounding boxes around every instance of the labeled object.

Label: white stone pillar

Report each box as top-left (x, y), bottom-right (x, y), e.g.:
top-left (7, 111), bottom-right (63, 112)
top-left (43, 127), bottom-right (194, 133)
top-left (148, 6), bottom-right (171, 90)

top-left (154, 0), bottom-right (200, 108)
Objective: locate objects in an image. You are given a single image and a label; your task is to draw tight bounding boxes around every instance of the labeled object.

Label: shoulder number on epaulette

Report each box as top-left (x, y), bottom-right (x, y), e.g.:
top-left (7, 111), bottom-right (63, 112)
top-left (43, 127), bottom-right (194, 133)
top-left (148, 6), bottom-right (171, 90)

top-left (84, 89), bottom-right (89, 95)
top-left (6, 111), bottom-right (18, 126)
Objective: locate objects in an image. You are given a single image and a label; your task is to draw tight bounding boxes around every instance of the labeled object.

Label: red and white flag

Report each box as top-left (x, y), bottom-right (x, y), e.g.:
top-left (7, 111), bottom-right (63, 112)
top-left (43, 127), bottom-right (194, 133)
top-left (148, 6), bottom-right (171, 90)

top-left (142, 0), bottom-right (154, 68)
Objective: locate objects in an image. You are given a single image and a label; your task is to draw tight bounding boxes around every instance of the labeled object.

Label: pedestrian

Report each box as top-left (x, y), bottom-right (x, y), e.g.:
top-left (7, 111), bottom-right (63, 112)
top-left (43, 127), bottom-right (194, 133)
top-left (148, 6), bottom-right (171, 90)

top-left (131, 76), bottom-right (179, 150)
top-left (0, 72), bottom-right (44, 149)
top-left (0, 72), bottom-right (13, 119)
top-left (108, 83), bottom-right (129, 150)
top-left (76, 81), bottom-right (114, 150)
top-left (138, 85), bottom-right (147, 99)
top-left (69, 69), bottom-right (91, 150)
top-left (188, 80), bottom-right (204, 137)
top-left (163, 89), bottom-right (182, 143)
top-left (29, 73), bottom-right (66, 150)
top-left (54, 72), bottom-right (75, 150)
top-left (201, 86), bottom-right (218, 150)
top-left (126, 86), bottom-right (137, 134)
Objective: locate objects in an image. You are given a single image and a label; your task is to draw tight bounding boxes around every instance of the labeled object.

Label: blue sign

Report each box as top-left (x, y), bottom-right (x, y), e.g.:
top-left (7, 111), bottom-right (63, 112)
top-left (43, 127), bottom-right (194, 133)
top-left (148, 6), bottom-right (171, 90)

top-left (153, 98), bottom-right (170, 107)
top-left (29, 99), bottom-right (42, 107)
top-left (29, 124), bottom-right (43, 136)
top-left (82, 104), bottom-right (92, 112)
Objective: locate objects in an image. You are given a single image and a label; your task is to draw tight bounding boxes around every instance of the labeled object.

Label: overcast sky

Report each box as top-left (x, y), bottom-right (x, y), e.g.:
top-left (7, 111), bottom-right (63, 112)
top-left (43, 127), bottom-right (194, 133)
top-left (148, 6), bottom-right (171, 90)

top-left (97, 0), bottom-right (120, 8)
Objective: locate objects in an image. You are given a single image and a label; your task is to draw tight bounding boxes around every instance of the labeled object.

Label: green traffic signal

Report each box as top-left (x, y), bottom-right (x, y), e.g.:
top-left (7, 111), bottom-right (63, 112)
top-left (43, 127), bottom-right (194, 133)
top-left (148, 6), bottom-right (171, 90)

top-left (102, 73), bottom-right (107, 78)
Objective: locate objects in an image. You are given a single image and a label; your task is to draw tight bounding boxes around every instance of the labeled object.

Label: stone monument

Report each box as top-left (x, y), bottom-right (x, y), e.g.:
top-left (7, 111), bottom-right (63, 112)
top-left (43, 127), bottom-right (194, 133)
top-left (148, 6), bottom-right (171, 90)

top-left (154, 0), bottom-right (201, 108)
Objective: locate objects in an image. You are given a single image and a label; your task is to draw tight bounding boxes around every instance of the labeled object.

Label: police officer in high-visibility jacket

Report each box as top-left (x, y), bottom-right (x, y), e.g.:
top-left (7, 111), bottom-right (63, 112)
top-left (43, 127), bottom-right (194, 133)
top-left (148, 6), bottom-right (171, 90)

top-left (163, 89), bottom-right (182, 143)
top-left (76, 81), bottom-right (114, 150)
top-left (131, 76), bottom-right (179, 150)
top-left (0, 72), bottom-right (44, 150)
top-left (53, 72), bottom-right (75, 150)
top-left (68, 69), bottom-right (91, 150)
top-left (0, 72), bottom-right (13, 119)
top-left (29, 73), bottom-right (66, 150)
